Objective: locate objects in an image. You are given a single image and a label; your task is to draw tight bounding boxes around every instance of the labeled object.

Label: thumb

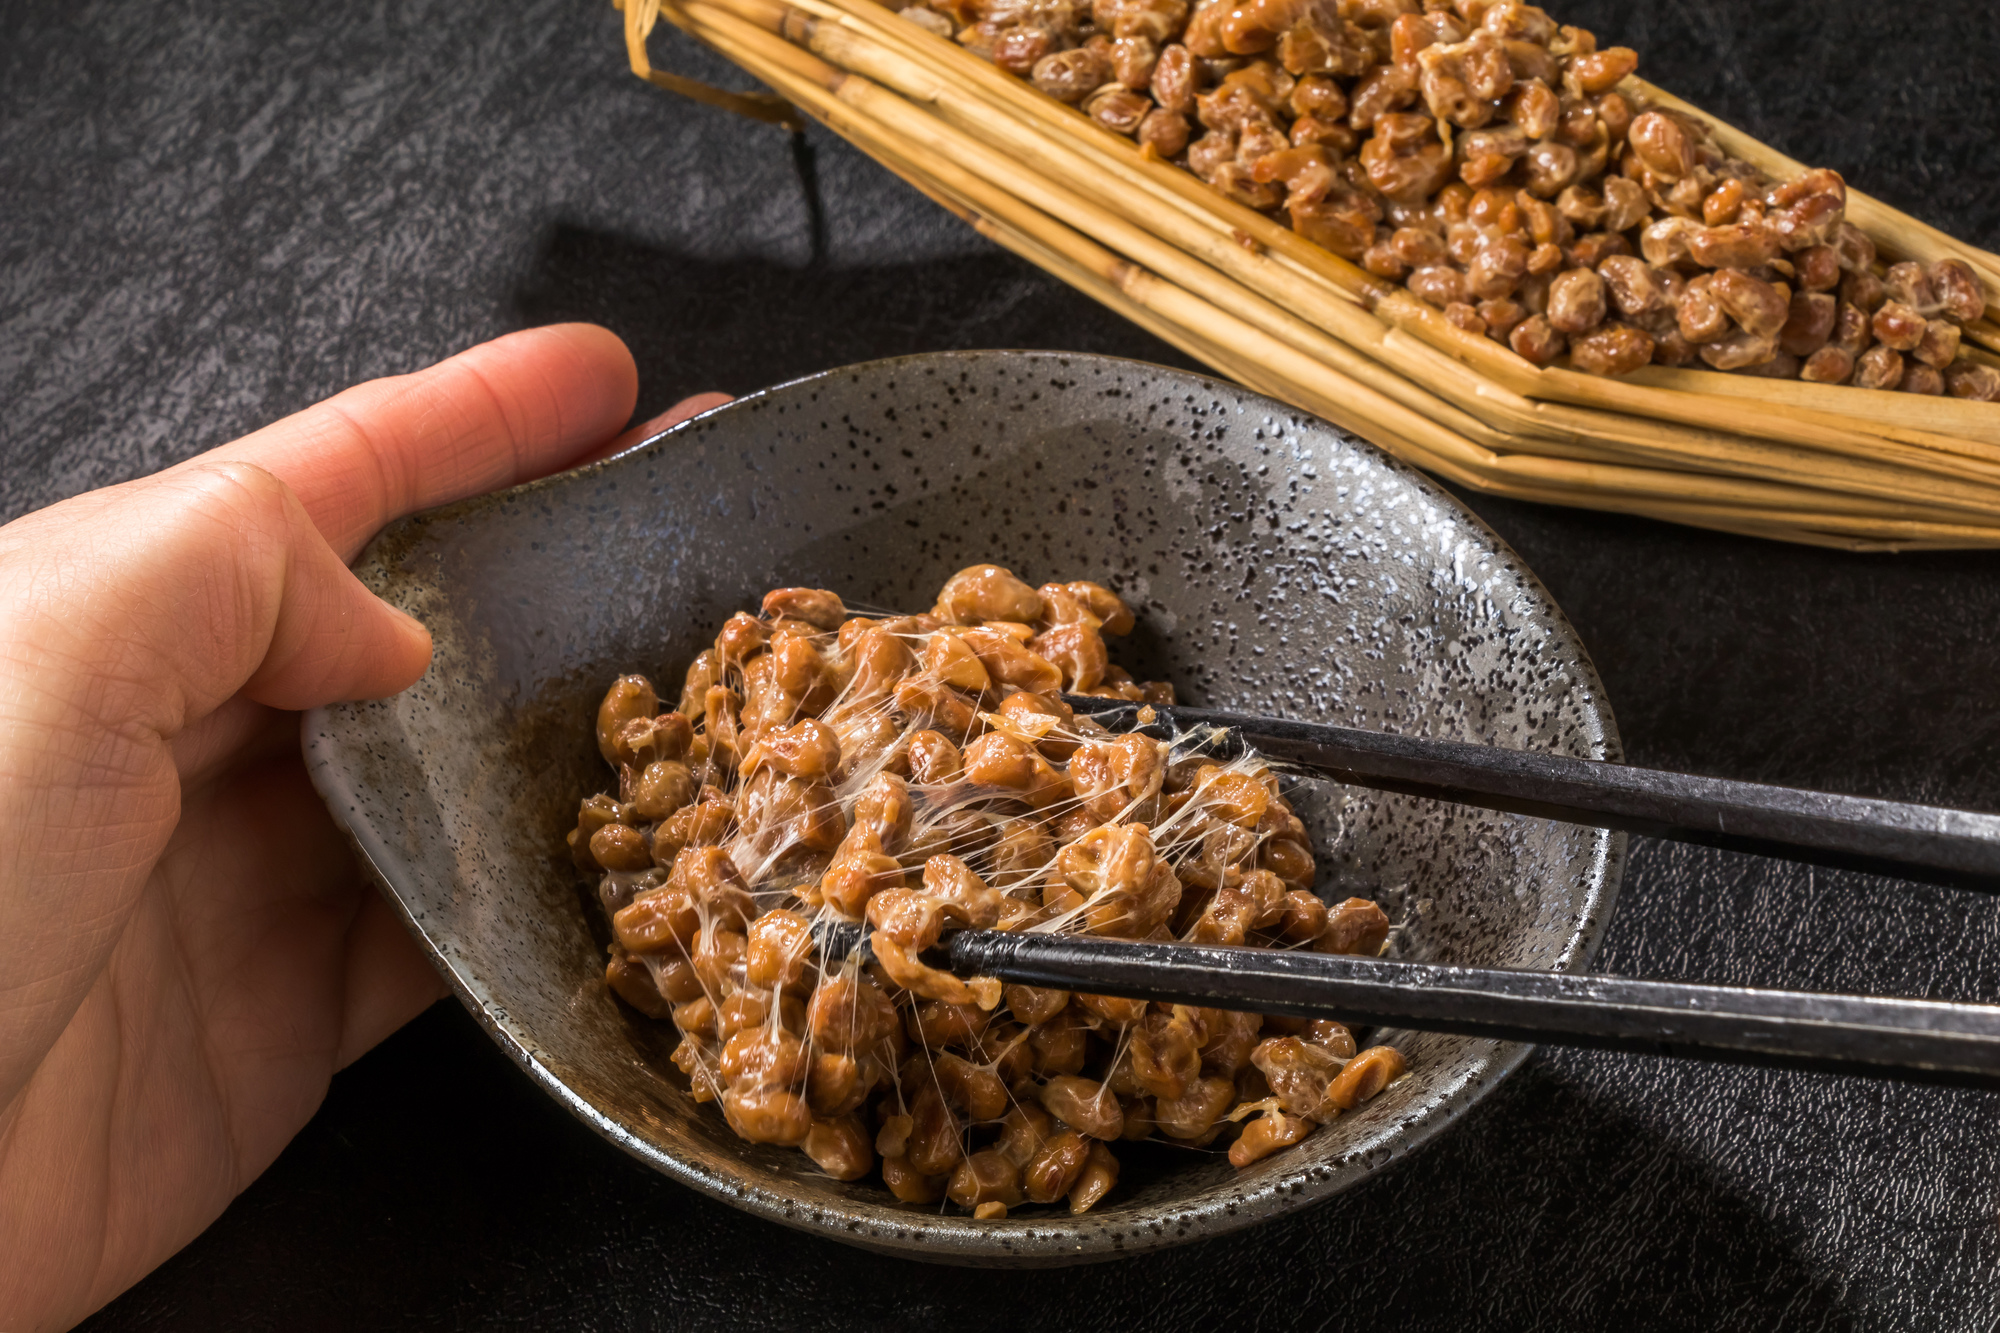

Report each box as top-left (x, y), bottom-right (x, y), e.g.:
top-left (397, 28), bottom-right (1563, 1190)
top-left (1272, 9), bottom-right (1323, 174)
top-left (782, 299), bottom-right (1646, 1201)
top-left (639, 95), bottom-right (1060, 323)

top-left (11, 458), bottom-right (434, 719)
top-left (0, 459), bottom-right (427, 1107)
top-left (231, 466), bottom-right (434, 710)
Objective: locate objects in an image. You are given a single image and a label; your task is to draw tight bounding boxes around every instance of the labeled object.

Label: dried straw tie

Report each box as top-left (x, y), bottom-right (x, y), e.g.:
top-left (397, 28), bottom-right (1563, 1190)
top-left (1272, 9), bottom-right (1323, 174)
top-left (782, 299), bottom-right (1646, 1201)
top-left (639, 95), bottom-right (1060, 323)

top-left (614, 0), bottom-right (2000, 550)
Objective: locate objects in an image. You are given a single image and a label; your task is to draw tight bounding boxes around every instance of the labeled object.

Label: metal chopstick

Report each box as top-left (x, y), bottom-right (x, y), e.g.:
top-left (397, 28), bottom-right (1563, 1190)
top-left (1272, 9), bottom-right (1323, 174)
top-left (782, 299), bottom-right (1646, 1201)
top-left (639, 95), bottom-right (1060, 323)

top-left (814, 922), bottom-right (2000, 1090)
top-left (1062, 697), bottom-right (2000, 891)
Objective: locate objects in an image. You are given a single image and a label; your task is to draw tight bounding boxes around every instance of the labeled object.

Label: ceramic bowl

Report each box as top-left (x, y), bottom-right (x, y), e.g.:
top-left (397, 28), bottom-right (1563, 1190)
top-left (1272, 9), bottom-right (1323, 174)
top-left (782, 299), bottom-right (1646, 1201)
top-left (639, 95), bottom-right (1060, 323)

top-left (304, 350), bottom-right (1624, 1265)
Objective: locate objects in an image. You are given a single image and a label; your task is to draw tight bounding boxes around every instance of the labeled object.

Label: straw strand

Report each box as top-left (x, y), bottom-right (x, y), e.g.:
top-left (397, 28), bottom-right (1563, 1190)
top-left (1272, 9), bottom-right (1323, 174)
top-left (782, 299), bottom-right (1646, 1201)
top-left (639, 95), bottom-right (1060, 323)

top-left (626, 0), bottom-right (2000, 549)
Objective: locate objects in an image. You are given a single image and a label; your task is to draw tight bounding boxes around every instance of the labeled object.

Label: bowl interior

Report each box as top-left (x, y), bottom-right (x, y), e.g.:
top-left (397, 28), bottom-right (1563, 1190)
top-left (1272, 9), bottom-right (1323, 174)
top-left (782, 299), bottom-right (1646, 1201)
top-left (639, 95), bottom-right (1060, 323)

top-left (305, 350), bottom-right (1623, 1264)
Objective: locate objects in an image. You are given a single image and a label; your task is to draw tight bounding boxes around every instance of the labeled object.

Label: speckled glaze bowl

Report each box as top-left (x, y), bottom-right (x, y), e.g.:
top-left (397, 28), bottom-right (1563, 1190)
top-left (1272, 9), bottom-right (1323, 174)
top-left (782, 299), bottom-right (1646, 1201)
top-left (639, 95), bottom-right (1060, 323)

top-left (304, 350), bottom-right (1623, 1265)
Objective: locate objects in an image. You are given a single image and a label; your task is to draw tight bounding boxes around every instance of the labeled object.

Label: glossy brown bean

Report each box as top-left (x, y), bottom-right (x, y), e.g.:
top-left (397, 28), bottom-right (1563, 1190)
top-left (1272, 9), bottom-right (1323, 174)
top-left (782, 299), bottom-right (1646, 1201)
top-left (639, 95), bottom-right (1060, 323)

top-left (931, 1051), bottom-right (1011, 1121)
top-left (807, 1052), bottom-right (865, 1117)
top-left (1032, 619), bottom-right (1111, 693)
top-left (935, 564), bottom-right (1044, 624)
top-left (1947, 363), bottom-right (2000, 401)
top-left (1195, 1007), bottom-right (1263, 1078)
top-left (1842, 270), bottom-right (1887, 315)
top-left (866, 887), bottom-right (946, 951)
top-left (1778, 291), bottom-right (1837, 358)
top-left (1903, 363), bottom-right (1945, 396)
top-left (679, 650), bottom-right (719, 721)
top-left (715, 612), bottom-right (767, 667)
top-left (804, 1116), bottom-right (875, 1180)
top-left (672, 996), bottom-right (716, 1039)
top-left (1228, 1109), bottom-right (1313, 1167)
top-left (1883, 261), bottom-right (1939, 315)
top-left (1129, 1007), bottom-right (1204, 1101)
top-left (1687, 222), bottom-right (1779, 270)
top-left (745, 718), bottom-right (842, 783)
top-left (1030, 1019), bottom-right (1089, 1077)
top-left (654, 953), bottom-right (705, 1005)
top-left (587, 822), bottom-right (651, 873)
top-left (745, 909), bottom-right (814, 990)
top-left (1931, 259), bottom-right (1987, 323)
top-left (1260, 836), bottom-right (1315, 888)
top-left (1795, 244), bottom-right (1841, 292)
top-left (1509, 313), bottom-right (1565, 366)
top-left (720, 1085), bottom-right (812, 1146)
top-left (630, 759), bottom-right (695, 822)
top-left (893, 677), bottom-right (978, 742)
top-left (963, 732), bottom-right (1037, 790)
top-left (1799, 345), bottom-right (1855, 385)
top-left (570, 793), bottom-right (622, 869)
top-left (1914, 319), bottom-right (1961, 370)
top-left (906, 1083), bottom-right (967, 1176)
top-left (1277, 889), bottom-right (1329, 943)
top-left (1626, 110), bottom-right (1692, 180)
top-left (605, 947), bottom-right (674, 1020)
top-left (714, 990), bottom-right (770, 1042)
top-left (904, 729), bottom-right (964, 786)
top-left (1596, 255), bottom-right (1669, 319)
top-left (1150, 41), bottom-right (1199, 112)
top-left (882, 1153), bottom-right (948, 1204)
top-left (1303, 1019), bottom-right (1357, 1058)
top-left (1568, 323), bottom-right (1655, 376)
top-left (1317, 897), bottom-right (1390, 955)
top-left (947, 1149), bottom-right (1026, 1209)
top-left (1872, 302), bottom-right (1926, 352)
top-left (1327, 1045), bottom-right (1408, 1109)
top-left (1039, 1075), bottom-right (1124, 1139)
top-left (762, 586), bottom-right (846, 629)
top-left (1067, 1141), bottom-right (1120, 1214)
top-left (1087, 83), bottom-right (1153, 136)
top-left (907, 999), bottom-right (993, 1049)
top-left (1251, 1036), bottom-right (1341, 1119)
top-left (1710, 269), bottom-right (1789, 340)
top-left (597, 674), bottom-right (658, 763)
top-left (1007, 983), bottom-right (1071, 1026)
top-left (719, 1026), bottom-right (808, 1089)
top-left (975, 1022), bottom-right (1035, 1087)
top-left (1567, 44), bottom-right (1635, 93)
top-left (817, 829), bottom-right (902, 919)
top-left (691, 923), bottom-right (746, 997)
top-left (808, 973), bottom-right (900, 1055)
top-left (1023, 1129), bottom-right (1093, 1203)
top-left (921, 632), bottom-right (993, 696)
top-left (612, 710), bottom-right (693, 768)
top-left (1697, 329), bottom-right (1779, 372)
top-left (995, 1101), bottom-right (1057, 1167)
top-left (1153, 1073), bottom-right (1236, 1140)
top-left (1192, 764), bottom-right (1270, 828)
top-left (1853, 345), bottom-right (1905, 391)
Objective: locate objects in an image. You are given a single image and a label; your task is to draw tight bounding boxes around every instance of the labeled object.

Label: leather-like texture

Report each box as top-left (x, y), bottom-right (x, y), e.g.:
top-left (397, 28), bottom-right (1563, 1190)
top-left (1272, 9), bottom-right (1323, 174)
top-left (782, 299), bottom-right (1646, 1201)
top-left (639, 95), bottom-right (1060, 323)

top-left (3, 0), bottom-right (1997, 1324)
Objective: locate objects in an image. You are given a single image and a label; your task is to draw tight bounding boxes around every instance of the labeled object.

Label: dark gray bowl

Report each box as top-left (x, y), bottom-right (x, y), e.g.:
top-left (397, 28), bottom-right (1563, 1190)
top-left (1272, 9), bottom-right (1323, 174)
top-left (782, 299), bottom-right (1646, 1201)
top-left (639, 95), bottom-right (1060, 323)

top-left (304, 350), bottom-right (1623, 1265)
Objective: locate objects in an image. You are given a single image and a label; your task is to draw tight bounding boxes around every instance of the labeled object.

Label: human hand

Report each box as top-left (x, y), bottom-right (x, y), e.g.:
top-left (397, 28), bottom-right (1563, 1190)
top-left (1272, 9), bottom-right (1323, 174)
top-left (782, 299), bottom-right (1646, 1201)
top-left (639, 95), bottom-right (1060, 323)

top-left (0, 325), bottom-right (728, 1331)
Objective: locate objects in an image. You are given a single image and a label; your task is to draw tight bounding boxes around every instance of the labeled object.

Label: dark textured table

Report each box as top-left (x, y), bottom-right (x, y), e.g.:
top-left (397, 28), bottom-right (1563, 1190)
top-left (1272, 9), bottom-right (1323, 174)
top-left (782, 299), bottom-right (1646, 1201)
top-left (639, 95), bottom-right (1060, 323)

top-left (7, 0), bottom-right (2000, 1326)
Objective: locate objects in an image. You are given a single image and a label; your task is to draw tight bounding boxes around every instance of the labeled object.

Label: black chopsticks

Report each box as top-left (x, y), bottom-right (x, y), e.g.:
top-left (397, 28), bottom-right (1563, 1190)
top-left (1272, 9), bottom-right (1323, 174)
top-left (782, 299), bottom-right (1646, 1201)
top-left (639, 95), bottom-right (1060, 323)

top-left (808, 698), bottom-right (2000, 1090)
top-left (812, 924), bottom-right (2000, 1091)
top-left (958, 932), bottom-right (2000, 1090)
top-left (1062, 697), bottom-right (2000, 892)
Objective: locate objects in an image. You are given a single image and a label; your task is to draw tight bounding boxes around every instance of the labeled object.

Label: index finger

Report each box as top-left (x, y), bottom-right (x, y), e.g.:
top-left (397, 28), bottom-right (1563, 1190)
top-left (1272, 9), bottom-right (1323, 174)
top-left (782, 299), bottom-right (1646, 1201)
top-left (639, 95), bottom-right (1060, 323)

top-left (193, 323), bottom-right (639, 561)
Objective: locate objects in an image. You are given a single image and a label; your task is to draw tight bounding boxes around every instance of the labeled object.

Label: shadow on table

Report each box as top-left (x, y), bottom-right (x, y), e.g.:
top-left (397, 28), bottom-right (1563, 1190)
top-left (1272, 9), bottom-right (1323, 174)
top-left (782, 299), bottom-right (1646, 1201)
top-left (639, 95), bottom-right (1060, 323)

top-left (511, 221), bottom-right (1204, 426)
top-left (82, 1001), bottom-right (1854, 1333)
top-left (1438, 483), bottom-right (2000, 811)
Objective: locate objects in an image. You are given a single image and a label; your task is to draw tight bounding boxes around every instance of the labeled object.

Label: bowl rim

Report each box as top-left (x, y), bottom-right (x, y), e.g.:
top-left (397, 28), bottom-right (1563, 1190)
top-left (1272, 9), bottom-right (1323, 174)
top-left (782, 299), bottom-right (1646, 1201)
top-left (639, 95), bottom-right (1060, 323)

top-left (305, 348), bottom-right (1625, 1265)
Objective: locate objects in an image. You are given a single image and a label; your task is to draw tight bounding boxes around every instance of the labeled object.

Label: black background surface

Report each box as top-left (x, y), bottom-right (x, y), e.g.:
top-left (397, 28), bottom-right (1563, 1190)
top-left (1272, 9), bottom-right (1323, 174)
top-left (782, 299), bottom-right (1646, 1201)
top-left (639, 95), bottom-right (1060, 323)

top-left (6, 0), bottom-right (2000, 1326)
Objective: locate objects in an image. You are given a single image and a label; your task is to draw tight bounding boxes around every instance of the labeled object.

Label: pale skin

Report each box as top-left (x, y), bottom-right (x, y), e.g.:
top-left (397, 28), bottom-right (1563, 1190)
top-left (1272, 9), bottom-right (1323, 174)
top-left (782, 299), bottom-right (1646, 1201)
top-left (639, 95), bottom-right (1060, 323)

top-left (0, 324), bottom-right (729, 1331)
